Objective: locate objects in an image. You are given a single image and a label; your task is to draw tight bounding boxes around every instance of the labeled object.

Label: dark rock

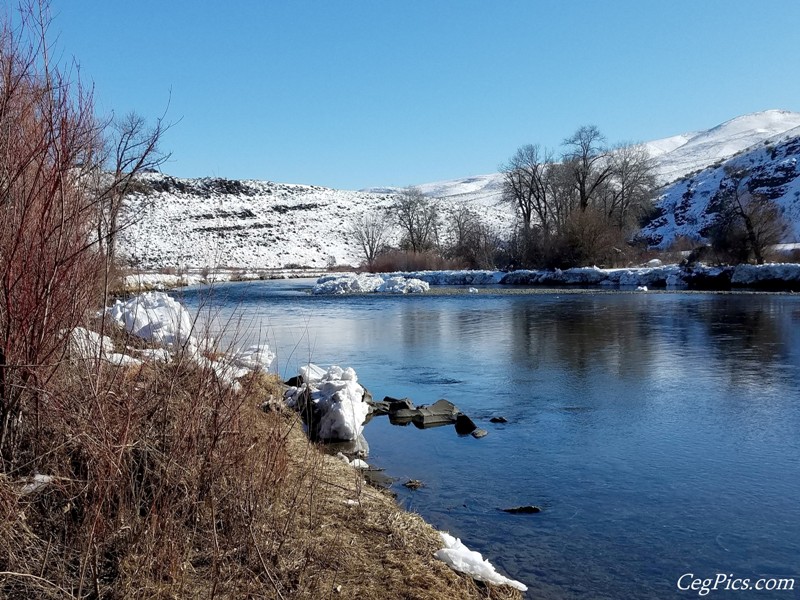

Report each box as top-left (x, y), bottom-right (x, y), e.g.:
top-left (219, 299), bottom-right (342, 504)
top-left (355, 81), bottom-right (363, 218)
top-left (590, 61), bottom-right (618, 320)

top-left (501, 505), bottom-right (542, 514)
top-left (368, 401), bottom-right (391, 417)
top-left (363, 469), bottom-right (395, 490)
top-left (403, 479), bottom-right (425, 490)
top-left (411, 399), bottom-right (459, 429)
top-left (471, 428), bottom-right (489, 439)
top-left (386, 398), bottom-right (417, 425)
top-left (284, 375), bottom-right (303, 387)
top-left (385, 397), bottom-right (415, 413)
top-left (489, 416), bottom-right (508, 424)
top-left (454, 414), bottom-right (477, 435)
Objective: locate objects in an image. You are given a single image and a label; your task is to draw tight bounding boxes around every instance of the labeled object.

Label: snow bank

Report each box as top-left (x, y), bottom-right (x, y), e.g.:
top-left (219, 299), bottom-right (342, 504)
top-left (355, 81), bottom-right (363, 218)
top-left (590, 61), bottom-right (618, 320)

top-left (312, 274), bottom-right (429, 294)
top-left (731, 263), bottom-right (800, 286)
top-left (387, 270), bottom-right (504, 286)
top-left (68, 327), bottom-right (143, 367)
top-left (69, 327), bottom-right (115, 359)
top-left (106, 292), bottom-right (197, 350)
top-left (104, 292), bottom-right (275, 389)
top-left (284, 365), bottom-right (370, 441)
top-left (435, 532), bottom-right (527, 592)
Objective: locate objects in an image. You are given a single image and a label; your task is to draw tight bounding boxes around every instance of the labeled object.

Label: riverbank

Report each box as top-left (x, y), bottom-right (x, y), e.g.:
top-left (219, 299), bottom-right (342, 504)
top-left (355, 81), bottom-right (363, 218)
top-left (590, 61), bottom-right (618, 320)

top-left (125, 262), bottom-right (800, 293)
top-left (0, 295), bottom-right (524, 598)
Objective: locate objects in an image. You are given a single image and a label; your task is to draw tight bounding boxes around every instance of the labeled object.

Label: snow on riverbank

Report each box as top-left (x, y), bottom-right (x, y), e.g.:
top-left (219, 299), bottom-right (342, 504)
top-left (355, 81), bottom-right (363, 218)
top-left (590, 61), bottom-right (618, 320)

top-left (284, 364), bottom-right (371, 441)
top-left (312, 273), bottom-right (429, 294)
top-left (98, 292), bottom-right (274, 388)
top-left (435, 532), bottom-right (527, 592)
top-left (378, 263), bottom-right (800, 290)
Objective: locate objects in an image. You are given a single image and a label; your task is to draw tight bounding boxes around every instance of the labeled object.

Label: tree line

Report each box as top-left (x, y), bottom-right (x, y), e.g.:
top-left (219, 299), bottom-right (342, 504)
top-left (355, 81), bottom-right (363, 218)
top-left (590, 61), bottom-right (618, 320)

top-left (352, 125), bottom-right (792, 271)
top-left (351, 125), bottom-right (659, 271)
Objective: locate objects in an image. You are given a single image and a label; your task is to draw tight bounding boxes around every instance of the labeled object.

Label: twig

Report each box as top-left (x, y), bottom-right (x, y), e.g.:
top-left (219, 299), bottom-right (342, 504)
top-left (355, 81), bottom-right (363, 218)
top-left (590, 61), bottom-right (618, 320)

top-left (0, 571), bottom-right (77, 599)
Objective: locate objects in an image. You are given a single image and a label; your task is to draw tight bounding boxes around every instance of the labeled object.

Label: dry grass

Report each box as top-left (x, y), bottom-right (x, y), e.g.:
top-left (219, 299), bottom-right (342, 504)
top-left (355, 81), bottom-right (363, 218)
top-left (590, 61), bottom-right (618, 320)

top-left (0, 355), bottom-right (522, 599)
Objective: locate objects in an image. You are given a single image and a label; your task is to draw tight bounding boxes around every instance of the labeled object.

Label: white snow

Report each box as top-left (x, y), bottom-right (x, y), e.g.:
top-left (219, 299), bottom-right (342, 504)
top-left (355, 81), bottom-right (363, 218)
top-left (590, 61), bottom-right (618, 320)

top-left (642, 128), bottom-right (800, 248)
top-left (20, 474), bottom-right (54, 495)
top-left (106, 292), bottom-right (197, 351)
top-left (69, 327), bottom-right (115, 359)
top-left (312, 273), bottom-right (429, 294)
top-left (227, 344), bottom-right (276, 372)
top-left (284, 364), bottom-right (371, 441)
top-left (435, 531), bottom-right (527, 592)
top-left (103, 292), bottom-right (275, 389)
top-left (731, 263), bottom-right (800, 285)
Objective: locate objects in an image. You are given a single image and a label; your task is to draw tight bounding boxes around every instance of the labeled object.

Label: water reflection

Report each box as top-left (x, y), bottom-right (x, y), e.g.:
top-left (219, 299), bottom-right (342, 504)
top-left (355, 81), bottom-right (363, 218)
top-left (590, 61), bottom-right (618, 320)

top-left (178, 284), bottom-right (800, 599)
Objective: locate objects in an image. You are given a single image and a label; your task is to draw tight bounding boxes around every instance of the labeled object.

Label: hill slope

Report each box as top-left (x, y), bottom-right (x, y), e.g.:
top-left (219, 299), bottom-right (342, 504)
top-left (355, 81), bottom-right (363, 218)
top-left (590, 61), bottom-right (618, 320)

top-left (119, 110), bottom-right (800, 270)
top-left (640, 133), bottom-right (800, 248)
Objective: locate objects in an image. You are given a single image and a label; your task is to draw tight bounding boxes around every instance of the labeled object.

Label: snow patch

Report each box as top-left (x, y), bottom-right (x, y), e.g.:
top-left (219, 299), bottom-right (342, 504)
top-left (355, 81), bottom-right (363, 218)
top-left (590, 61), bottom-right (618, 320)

top-left (312, 273), bottom-right (429, 294)
top-left (435, 532), bottom-right (527, 592)
top-left (284, 365), bottom-right (370, 441)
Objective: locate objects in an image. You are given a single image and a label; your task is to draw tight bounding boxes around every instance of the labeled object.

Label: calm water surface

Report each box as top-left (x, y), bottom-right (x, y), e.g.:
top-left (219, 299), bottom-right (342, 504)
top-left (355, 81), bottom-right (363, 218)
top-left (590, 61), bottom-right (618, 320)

top-left (176, 280), bottom-right (800, 599)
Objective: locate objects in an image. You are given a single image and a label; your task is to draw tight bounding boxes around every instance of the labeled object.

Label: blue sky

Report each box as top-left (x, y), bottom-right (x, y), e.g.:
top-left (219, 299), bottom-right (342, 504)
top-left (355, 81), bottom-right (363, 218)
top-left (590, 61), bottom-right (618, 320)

top-left (48, 1), bottom-right (800, 190)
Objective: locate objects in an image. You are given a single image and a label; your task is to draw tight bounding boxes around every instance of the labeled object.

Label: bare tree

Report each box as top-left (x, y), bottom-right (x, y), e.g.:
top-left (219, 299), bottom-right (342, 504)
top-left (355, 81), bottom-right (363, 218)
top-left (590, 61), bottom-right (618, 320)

top-left (445, 204), bottom-right (498, 268)
top-left (0, 1), bottom-right (165, 462)
top-left (562, 125), bottom-right (613, 212)
top-left (500, 144), bottom-right (554, 233)
top-left (709, 166), bottom-right (788, 264)
top-left (395, 187), bottom-right (439, 253)
top-left (96, 112), bottom-right (170, 262)
top-left (349, 209), bottom-right (392, 269)
top-left (603, 142), bottom-right (656, 229)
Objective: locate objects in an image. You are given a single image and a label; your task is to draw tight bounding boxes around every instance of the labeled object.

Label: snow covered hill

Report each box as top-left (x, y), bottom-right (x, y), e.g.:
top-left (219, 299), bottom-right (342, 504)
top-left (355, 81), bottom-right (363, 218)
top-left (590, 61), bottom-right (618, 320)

top-left (640, 132), bottom-right (800, 248)
top-left (119, 110), bottom-right (800, 270)
top-left (363, 110), bottom-right (800, 202)
top-left (119, 175), bottom-right (515, 270)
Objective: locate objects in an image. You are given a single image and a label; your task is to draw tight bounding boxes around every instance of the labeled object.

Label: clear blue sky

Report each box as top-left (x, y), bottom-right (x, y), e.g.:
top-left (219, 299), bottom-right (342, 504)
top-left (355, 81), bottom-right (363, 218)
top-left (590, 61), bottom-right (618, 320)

top-left (46, 1), bottom-right (800, 190)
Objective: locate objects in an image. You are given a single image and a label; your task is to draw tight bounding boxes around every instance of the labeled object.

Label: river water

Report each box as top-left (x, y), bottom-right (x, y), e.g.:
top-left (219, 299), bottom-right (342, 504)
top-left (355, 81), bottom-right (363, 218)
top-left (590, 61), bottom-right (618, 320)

top-left (176, 280), bottom-right (800, 599)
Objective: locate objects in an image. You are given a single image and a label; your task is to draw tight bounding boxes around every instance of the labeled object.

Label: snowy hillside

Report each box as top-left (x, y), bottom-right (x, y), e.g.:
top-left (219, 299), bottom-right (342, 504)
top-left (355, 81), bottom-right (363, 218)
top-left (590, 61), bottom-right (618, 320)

top-left (640, 133), bottom-right (800, 248)
top-left (647, 110), bottom-right (800, 185)
top-left (362, 110), bottom-right (800, 202)
top-left (118, 110), bottom-right (800, 270)
top-left (119, 175), bottom-right (514, 270)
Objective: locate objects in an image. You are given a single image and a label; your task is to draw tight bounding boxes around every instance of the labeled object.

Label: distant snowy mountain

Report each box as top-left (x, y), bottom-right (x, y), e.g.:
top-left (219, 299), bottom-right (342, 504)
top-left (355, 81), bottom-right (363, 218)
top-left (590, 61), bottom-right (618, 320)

top-left (363, 110), bottom-right (800, 203)
top-left (119, 110), bottom-right (800, 270)
top-left (641, 132), bottom-right (800, 248)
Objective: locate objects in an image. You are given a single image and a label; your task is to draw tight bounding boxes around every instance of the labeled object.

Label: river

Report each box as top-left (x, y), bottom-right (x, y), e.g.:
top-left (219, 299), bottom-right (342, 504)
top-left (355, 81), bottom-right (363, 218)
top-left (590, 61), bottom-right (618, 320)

top-left (176, 280), bottom-right (800, 599)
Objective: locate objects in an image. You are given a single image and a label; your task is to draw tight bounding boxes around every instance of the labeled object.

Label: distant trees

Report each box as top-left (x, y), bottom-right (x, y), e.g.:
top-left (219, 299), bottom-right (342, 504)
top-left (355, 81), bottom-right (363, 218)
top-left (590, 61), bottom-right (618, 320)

top-left (499, 126), bottom-right (658, 268)
top-left (348, 210), bottom-right (392, 268)
top-left (443, 204), bottom-right (499, 269)
top-left (601, 143), bottom-right (657, 230)
top-left (500, 144), bottom-right (554, 234)
top-left (707, 166), bottom-right (788, 264)
top-left (562, 125), bottom-right (614, 212)
top-left (395, 187), bottom-right (440, 253)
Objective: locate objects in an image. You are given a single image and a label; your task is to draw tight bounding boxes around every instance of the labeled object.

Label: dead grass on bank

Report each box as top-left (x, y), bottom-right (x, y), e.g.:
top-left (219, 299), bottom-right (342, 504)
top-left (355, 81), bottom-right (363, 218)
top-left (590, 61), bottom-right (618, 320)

top-left (0, 353), bottom-right (522, 599)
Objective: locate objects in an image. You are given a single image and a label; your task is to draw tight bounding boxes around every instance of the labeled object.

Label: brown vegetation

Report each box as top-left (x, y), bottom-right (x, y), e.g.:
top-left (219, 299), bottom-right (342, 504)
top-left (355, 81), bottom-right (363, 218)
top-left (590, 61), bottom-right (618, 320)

top-left (0, 4), bottom-right (524, 598)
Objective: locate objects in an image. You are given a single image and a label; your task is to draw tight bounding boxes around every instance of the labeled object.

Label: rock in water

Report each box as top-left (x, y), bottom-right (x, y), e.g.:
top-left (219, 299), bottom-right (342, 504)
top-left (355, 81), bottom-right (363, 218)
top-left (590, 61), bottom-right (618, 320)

top-left (501, 505), bottom-right (542, 514)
